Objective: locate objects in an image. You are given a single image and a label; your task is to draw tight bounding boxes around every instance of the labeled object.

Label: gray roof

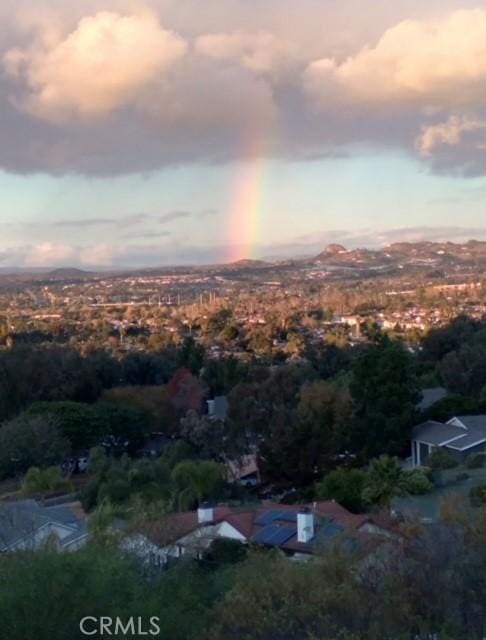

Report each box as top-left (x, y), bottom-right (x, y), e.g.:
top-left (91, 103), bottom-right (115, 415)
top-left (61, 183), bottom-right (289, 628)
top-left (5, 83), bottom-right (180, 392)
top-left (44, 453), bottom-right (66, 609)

top-left (417, 387), bottom-right (448, 411)
top-left (0, 500), bottom-right (86, 551)
top-left (211, 396), bottom-right (228, 421)
top-left (451, 416), bottom-right (486, 431)
top-left (446, 432), bottom-right (486, 451)
top-left (412, 421), bottom-right (465, 446)
top-left (0, 501), bottom-right (42, 548)
top-left (413, 415), bottom-right (486, 452)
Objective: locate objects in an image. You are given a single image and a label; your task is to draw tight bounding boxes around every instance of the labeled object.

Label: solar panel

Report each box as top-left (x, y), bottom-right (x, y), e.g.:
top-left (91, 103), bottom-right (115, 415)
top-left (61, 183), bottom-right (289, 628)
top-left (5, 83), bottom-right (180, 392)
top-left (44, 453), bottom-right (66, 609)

top-left (254, 510), bottom-right (281, 526)
top-left (267, 526), bottom-right (296, 546)
top-left (276, 511), bottom-right (297, 523)
top-left (252, 524), bottom-right (296, 546)
top-left (255, 510), bottom-right (298, 526)
top-left (252, 525), bottom-right (279, 543)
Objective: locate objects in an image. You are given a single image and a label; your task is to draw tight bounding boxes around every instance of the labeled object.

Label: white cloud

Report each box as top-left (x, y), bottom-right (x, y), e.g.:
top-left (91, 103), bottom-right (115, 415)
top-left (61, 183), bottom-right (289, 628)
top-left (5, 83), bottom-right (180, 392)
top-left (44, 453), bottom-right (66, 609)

top-left (4, 10), bottom-right (187, 121)
top-left (23, 242), bottom-right (77, 266)
top-left (5, 225), bottom-right (486, 268)
top-left (417, 115), bottom-right (486, 155)
top-left (79, 243), bottom-right (115, 266)
top-left (304, 9), bottom-right (486, 111)
top-left (195, 31), bottom-right (297, 74)
top-left (0, 2), bottom-right (486, 175)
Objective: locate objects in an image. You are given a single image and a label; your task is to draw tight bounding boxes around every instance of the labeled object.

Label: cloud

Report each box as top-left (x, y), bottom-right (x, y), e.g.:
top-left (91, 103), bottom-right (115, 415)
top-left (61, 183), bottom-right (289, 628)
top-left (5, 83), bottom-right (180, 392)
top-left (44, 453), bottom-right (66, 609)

top-left (303, 10), bottom-right (486, 111)
top-left (4, 10), bottom-right (187, 121)
top-left (417, 116), bottom-right (486, 156)
top-left (195, 31), bottom-right (297, 75)
top-left (3, 226), bottom-right (486, 269)
top-left (48, 213), bottom-right (149, 228)
top-left (0, 2), bottom-right (485, 175)
top-left (124, 231), bottom-right (171, 240)
top-left (22, 242), bottom-right (78, 267)
top-left (258, 226), bottom-right (486, 259)
top-left (40, 211), bottom-right (203, 229)
top-left (157, 211), bottom-right (191, 223)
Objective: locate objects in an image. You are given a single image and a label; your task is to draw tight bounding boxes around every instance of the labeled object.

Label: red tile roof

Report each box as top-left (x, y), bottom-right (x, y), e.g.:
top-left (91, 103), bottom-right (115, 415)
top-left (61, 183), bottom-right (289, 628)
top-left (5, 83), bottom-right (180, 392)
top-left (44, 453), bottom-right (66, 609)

top-left (136, 500), bottom-right (377, 554)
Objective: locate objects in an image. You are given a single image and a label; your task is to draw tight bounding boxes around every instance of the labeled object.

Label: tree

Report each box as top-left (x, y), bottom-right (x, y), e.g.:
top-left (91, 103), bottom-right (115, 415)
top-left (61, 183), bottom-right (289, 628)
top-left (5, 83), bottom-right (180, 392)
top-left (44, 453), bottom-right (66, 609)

top-left (167, 368), bottom-right (204, 418)
top-left (362, 455), bottom-right (408, 508)
top-left (24, 401), bottom-right (103, 451)
top-left (0, 345), bottom-right (102, 422)
top-left (92, 403), bottom-right (151, 454)
top-left (171, 460), bottom-right (225, 510)
top-left (208, 551), bottom-right (368, 640)
top-left (439, 340), bottom-right (486, 396)
top-left (179, 410), bottom-right (225, 460)
top-left (315, 467), bottom-right (367, 512)
top-left (0, 415), bottom-right (70, 479)
top-left (247, 327), bottom-right (273, 356)
top-left (260, 381), bottom-right (351, 486)
top-left (176, 337), bottom-right (205, 375)
top-left (0, 546), bottom-right (221, 640)
top-left (420, 315), bottom-right (482, 366)
top-left (201, 357), bottom-right (247, 396)
top-left (100, 385), bottom-right (177, 434)
top-left (349, 337), bottom-right (420, 459)
top-left (219, 323), bottom-right (239, 345)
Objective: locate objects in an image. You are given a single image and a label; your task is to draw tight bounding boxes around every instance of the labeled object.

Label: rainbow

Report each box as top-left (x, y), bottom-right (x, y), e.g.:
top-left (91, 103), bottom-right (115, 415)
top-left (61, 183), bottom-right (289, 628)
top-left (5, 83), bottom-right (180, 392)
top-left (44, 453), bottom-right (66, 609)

top-left (226, 134), bottom-right (271, 263)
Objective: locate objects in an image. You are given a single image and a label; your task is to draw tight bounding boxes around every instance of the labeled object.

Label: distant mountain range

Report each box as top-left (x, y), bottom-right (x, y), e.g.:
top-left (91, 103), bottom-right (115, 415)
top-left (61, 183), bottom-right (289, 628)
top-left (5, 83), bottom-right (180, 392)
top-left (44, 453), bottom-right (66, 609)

top-left (311, 240), bottom-right (486, 269)
top-left (1, 240), bottom-right (486, 281)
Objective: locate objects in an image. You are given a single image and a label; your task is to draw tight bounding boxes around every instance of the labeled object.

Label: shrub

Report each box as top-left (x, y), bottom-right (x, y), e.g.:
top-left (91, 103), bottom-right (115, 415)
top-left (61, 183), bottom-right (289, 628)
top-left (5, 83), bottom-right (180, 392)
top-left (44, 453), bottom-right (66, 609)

top-left (424, 448), bottom-right (458, 470)
top-left (403, 468), bottom-right (434, 495)
top-left (466, 453), bottom-right (486, 469)
top-left (469, 484), bottom-right (486, 507)
top-left (201, 538), bottom-right (247, 569)
top-left (315, 467), bottom-right (367, 512)
top-left (22, 466), bottom-right (72, 496)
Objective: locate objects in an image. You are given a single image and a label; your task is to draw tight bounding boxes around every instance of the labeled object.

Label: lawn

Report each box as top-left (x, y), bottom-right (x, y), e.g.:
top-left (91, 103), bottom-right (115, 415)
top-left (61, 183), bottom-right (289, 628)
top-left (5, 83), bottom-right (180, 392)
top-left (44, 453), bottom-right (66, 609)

top-left (394, 465), bottom-right (486, 521)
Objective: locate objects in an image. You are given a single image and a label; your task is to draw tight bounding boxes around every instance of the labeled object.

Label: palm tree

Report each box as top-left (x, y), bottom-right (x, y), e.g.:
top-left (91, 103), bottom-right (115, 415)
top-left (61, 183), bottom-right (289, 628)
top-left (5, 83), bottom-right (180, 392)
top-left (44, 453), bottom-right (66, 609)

top-left (362, 455), bottom-right (408, 509)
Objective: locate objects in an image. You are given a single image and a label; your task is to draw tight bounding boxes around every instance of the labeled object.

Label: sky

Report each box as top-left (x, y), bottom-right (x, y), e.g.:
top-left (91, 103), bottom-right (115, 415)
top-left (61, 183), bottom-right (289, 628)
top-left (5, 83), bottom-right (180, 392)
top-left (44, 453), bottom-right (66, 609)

top-left (1, 0), bottom-right (486, 267)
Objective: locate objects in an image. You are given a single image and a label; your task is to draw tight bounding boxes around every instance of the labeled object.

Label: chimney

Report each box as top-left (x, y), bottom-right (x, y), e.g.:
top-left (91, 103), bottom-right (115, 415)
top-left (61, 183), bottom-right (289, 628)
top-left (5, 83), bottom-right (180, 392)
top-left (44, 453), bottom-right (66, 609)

top-left (297, 507), bottom-right (314, 543)
top-left (197, 502), bottom-right (214, 524)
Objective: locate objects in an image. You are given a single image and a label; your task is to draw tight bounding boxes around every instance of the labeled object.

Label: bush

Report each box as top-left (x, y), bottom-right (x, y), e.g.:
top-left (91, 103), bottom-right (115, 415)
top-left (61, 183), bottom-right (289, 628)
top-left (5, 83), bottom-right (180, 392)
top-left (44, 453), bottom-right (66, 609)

top-left (80, 477), bottom-right (102, 511)
top-left (469, 484), bottom-right (486, 507)
top-left (315, 467), bottom-right (367, 513)
top-left (97, 477), bottom-right (132, 504)
top-left (466, 453), bottom-right (486, 469)
top-left (424, 448), bottom-right (458, 470)
top-left (201, 538), bottom-right (248, 569)
top-left (403, 468), bottom-right (433, 495)
top-left (22, 466), bottom-right (72, 496)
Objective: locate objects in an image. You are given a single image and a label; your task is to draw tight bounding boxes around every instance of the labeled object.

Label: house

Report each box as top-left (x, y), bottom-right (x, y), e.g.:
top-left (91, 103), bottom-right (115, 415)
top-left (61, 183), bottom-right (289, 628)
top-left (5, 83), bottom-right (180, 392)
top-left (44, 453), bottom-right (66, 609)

top-left (124, 500), bottom-right (387, 567)
top-left (225, 455), bottom-right (260, 487)
top-left (412, 415), bottom-right (486, 466)
top-left (0, 499), bottom-right (88, 553)
top-left (207, 396), bottom-right (228, 421)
